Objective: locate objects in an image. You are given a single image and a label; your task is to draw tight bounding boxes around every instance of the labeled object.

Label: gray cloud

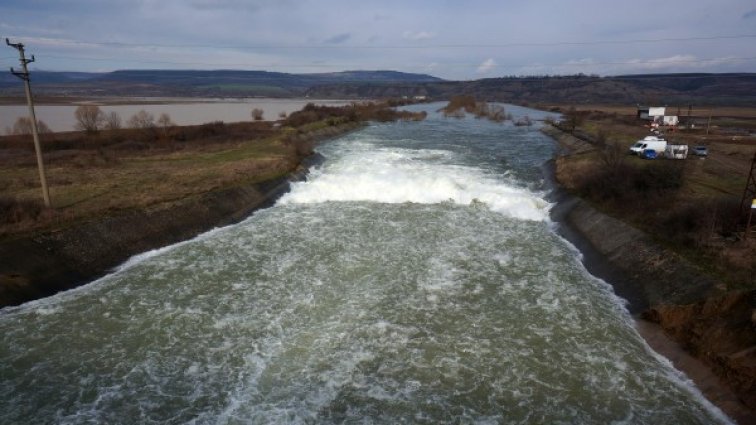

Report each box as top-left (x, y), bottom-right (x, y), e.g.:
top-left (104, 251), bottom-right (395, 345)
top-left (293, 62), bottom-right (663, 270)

top-left (1, 0), bottom-right (755, 79)
top-left (324, 33), bottom-right (352, 44)
top-left (189, 0), bottom-right (261, 11)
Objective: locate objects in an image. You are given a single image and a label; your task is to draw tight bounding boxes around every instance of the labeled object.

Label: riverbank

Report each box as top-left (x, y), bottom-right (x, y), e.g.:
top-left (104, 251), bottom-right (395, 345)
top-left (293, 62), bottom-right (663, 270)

top-left (545, 125), bottom-right (755, 424)
top-left (0, 121), bottom-right (362, 307)
top-left (0, 172), bottom-right (298, 307)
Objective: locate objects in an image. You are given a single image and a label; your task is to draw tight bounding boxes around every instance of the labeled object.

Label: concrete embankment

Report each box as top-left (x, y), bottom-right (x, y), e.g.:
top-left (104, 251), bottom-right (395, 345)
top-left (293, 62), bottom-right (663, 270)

top-left (0, 174), bottom-right (297, 307)
top-left (554, 195), bottom-right (755, 424)
top-left (0, 123), bottom-right (358, 308)
top-left (545, 125), bottom-right (755, 424)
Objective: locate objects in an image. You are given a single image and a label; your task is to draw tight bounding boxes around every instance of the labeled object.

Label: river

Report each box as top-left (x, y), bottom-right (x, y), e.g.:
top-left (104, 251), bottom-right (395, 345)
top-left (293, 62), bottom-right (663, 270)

top-left (0, 104), bottom-right (729, 424)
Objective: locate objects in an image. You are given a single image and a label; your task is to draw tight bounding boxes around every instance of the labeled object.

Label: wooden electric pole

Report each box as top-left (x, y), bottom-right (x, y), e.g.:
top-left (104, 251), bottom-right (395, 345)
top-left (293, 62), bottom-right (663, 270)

top-left (6, 38), bottom-right (51, 207)
top-left (706, 109), bottom-right (713, 136)
top-left (739, 152), bottom-right (756, 239)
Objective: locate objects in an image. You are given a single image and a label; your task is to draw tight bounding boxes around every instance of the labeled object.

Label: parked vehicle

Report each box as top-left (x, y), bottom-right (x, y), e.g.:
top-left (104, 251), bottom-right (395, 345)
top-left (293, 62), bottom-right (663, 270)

top-left (641, 149), bottom-right (658, 159)
top-left (664, 144), bottom-right (688, 159)
top-left (630, 135), bottom-right (667, 156)
top-left (692, 146), bottom-right (708, 157)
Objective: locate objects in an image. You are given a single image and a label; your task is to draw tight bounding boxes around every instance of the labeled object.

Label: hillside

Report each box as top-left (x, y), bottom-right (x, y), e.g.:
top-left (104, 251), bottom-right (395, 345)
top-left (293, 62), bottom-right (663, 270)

top-left (2, 70), bottom-right (755, 106)
top-left (309, 73), bottom-right (756, 106)
top-left (0, 69), bottom-right (443, 98)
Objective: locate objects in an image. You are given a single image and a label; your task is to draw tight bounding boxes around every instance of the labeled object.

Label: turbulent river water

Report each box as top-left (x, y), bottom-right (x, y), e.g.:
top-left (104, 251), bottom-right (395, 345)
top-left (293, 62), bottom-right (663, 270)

top-left (0, 104), bottom-right (729, 424)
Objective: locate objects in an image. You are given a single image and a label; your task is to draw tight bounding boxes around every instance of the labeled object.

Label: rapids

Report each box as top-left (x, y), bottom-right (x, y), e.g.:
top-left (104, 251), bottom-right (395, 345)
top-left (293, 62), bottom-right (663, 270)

top-left (0, 104), bottom-right (730, 424)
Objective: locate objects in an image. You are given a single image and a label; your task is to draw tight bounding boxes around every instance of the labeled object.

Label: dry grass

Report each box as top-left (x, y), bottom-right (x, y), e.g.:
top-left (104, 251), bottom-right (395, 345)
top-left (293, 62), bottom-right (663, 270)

top-left (0, 137), bottom-right (297, 237)
top-left (0, 100), bottom-right (423, 238)
top-left (551, 107), bottom-right (756, 290)
top-left (549, 104), bottom-right (756, 119)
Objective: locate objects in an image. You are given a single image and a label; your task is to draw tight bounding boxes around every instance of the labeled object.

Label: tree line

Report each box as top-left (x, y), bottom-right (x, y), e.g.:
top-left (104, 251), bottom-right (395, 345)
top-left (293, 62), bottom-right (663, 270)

top-left (4, 105), bottom-right (278, 136)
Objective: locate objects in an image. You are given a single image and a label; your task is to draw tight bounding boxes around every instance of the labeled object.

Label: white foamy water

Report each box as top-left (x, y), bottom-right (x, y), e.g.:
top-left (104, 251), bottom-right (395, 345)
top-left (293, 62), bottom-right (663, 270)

top-left (281, 141), bottom-right (550, 221)
top-left (0, 104), bottom-right (730, 424)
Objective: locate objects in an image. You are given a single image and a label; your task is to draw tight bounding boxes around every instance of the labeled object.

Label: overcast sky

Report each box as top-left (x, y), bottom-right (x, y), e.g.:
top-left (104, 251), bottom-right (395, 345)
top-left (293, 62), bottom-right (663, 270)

top-left (1, 0), bottom-right (755, 80)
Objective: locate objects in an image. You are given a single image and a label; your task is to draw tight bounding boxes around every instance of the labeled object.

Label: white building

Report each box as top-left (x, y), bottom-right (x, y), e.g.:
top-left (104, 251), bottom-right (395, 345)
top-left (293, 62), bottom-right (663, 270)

top-left (637, 106), bottom-right (666, 120)
top-left (662, 115), bottom-right (679, 126)
top-left (638, 105), bottom-right (678, 126)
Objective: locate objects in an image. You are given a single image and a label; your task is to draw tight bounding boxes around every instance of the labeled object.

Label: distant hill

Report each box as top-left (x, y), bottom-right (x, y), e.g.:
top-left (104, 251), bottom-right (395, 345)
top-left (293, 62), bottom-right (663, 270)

top-left (1, 70), bottom-right (754, 106)
top-left (306, 73), bottom-right (756, 106)
top-left (0, 69), bottom-right (443, 98)
top-left (0, 71), bottom-right (103, 85)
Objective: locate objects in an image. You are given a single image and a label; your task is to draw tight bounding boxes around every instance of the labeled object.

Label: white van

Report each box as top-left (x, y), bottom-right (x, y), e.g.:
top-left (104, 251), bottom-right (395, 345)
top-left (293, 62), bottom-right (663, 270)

top-left (629, 136), bottom-right (667, 156)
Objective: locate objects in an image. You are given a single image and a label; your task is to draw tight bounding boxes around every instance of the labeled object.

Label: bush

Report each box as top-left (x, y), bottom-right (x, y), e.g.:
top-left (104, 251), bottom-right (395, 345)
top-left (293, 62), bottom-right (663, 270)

top-left (658, 197), bottom-right (742, 247)
top-left (11, 117), bottom-right (52, 135)
top-left (196, 121), bottom-right (226, 137)
top-left (251, 108), bottom-right (264, 121)
top-left (0, 196), bottom-right (44, 224)
top-left (74, 105), bottom-right (105, 133)
top-left (578, 161), bottom-right (685, 204)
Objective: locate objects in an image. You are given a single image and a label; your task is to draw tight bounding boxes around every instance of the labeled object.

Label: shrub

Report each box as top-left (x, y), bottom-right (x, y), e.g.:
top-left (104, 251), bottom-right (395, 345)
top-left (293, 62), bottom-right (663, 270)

top-left (11, 117), bottom-right (52, 135)
top-left (659, 197), bottom-right (742, 247)
top-left (0, 196), bottom-right (44, 225)
top-left (577, 161), bottom-right (684, 205)
top-left (104, 111), bottom-right (122, 130)
top-left (197, 121), bottom-right (226, 137)
top-left (251, 108), bottom-right (264, 121)
top-left (127, 110), bottom-right (156, 129)
top-left (74, 105), bottom-right (105, 133)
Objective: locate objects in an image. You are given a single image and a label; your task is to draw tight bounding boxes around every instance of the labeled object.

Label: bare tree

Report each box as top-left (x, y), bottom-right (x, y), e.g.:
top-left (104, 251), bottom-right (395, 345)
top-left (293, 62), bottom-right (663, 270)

top-left (251, 108), bottom-right (264, 121)
top-left (157, 113), bottom-right (174, 129)
top-left (127, 110), bottom-right (156, 129)
top-left (563, 107), bottom-right (586, 133)
top-left (12, 117), bottom-right (32, 135)
top-left (74, 105), bottom-right (105, 133)
top-left (156, 113), bottom-right (175, 139)
top-left (596, 130), bottom-right (626, 169)
top-left (104, 111), bottom-right (122, 130)
top-left (12, 117), bottom-right (51, 135)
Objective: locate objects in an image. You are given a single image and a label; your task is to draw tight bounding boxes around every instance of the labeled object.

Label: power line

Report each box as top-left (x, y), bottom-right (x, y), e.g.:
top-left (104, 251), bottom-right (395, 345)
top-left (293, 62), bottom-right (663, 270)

top-left (9, 34), bottom-right (756, 51)
top-left (35, 53), bottom-right (756, 70)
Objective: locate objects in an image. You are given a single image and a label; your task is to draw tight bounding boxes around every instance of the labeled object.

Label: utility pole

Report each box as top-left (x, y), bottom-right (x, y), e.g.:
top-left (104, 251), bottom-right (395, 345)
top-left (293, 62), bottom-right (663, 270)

top-left (6, 38), bottom-right (51, 207)
top-left (738, 152), bottom-right (756, 239)
top-left (706, 109), bottom-right (713, 136)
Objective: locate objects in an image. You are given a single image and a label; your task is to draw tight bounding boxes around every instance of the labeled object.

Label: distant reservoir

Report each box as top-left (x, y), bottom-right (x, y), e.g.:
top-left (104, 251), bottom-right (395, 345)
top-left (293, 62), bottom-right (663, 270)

top-left (0, 98), bottom-right (348, 133)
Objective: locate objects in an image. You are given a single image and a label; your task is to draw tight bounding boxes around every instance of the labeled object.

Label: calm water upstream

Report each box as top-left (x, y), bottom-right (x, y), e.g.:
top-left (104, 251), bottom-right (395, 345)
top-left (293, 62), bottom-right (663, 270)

top-left (0, 98), bottom-right (347, 132)
top-left (0, 104), bottom-right (729, 424)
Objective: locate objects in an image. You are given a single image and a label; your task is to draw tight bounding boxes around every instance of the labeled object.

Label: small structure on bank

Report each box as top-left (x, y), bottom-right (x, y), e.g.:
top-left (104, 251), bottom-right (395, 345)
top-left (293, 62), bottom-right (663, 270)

top-left (637, 105), bottom-right (679, 127)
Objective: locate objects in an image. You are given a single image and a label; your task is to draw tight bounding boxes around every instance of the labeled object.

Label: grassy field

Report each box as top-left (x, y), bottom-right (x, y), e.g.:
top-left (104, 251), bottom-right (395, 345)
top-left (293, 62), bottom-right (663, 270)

top-left (0, 121), bottom-right (301, 237)
top-left (0, 101), bottom-right (430, 239)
